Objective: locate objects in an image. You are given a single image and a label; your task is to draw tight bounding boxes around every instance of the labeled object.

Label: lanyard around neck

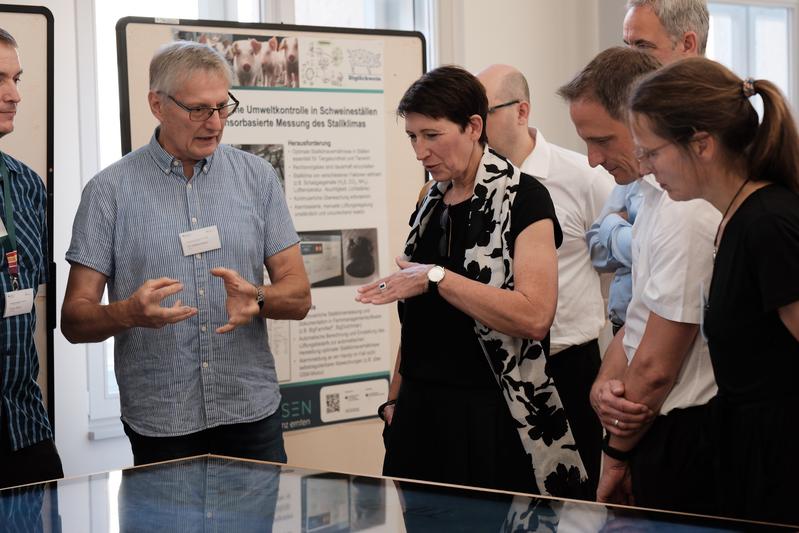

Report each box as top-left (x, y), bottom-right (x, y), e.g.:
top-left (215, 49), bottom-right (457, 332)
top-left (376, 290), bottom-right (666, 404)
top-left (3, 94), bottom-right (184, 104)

top-left (0, 153), bottom-right (21, 288)
top-left (0, 154), bottom-right (16, 251)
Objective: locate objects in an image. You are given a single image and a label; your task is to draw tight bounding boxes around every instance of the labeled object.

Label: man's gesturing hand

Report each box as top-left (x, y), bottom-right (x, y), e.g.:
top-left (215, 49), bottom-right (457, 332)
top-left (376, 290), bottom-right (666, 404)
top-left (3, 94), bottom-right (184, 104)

top-left (211, 267), bottom-right (260, 334)
top-left (125, 278), bottom-right (198, 328)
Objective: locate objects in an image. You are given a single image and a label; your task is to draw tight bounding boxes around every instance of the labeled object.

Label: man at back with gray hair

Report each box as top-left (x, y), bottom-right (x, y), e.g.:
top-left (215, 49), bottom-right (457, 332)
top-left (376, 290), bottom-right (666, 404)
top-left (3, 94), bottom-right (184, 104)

top-left (624, 0), bottom-right (709, 64)
top-left (63, 41), bottom-right (311, 465)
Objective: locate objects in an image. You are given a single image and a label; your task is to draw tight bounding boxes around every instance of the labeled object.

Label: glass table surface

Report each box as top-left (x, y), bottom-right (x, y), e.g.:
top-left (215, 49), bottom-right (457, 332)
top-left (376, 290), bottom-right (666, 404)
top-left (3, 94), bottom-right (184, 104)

top-left (1, 454), bottom-right (796, 532)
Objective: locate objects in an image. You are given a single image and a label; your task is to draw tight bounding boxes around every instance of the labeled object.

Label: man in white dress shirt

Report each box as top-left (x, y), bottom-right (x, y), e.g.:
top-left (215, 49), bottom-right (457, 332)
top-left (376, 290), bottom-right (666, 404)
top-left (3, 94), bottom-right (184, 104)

top-left (477, 64), bottom-right (614, 495)
top-left (559, 46), bottom-right (719, 514)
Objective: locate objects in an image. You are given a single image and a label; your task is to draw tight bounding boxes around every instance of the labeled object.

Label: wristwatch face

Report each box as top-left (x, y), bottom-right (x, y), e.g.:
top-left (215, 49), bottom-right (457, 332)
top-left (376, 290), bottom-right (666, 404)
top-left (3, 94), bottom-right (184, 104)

top-left (427, 265), bottom-right (445, 283)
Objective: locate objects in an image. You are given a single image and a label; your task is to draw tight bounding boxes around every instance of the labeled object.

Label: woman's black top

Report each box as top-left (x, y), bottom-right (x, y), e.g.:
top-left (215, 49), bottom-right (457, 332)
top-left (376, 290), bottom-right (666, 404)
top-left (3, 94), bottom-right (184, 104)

top-left (704, 184), bottom-right (799, 402)
top-left (399, 174), bottom-right (562, 388)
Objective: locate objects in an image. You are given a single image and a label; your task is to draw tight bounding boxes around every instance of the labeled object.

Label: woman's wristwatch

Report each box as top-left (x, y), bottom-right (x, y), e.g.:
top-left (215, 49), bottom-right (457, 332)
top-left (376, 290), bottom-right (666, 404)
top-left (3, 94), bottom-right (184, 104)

top-left (427, 265), bottom-right (446, 294)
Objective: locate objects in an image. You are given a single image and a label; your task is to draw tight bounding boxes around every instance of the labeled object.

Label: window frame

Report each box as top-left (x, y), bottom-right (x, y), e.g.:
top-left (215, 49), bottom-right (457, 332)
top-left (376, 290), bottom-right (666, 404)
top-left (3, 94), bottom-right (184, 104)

top-left (708, 0), bottom-right (799, 109)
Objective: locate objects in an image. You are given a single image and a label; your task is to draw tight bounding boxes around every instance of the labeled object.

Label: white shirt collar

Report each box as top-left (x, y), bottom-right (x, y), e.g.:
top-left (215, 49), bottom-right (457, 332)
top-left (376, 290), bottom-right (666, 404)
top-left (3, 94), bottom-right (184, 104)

top-left (520, 127), bottom-right (552, 180)
top-left (640, 173), bottom-right (662, 192)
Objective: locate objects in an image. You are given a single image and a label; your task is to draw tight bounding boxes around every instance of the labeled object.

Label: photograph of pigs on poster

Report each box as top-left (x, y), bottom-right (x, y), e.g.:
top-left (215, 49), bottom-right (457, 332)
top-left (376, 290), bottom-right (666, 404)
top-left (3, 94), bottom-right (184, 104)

top-left (175, 31), bottom-right (300, 88)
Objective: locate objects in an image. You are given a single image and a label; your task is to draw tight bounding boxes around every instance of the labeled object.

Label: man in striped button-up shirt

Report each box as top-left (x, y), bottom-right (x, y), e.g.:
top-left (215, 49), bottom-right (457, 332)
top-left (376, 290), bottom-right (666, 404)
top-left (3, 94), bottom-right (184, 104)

top-left (62, 41), bottom-right (311, 466)
top-left (0, 28), bottom-right (63, 488)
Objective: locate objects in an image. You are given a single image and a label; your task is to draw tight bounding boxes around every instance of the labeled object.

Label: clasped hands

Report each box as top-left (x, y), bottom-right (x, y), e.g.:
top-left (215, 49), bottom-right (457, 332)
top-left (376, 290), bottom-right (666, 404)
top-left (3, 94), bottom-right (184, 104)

top-left (591, 379), bottom-right (654, 436)
top-left (355, 258), bottom-right (433, 305)
top-left (592, 379), bottom-right (655, 505)
top-left (124, 267), bottom-right (259, 334)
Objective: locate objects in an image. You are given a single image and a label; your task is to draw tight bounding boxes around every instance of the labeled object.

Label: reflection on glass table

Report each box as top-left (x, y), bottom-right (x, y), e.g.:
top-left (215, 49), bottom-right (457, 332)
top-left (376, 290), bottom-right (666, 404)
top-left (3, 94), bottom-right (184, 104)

top-left (1, 454), bottom-right (796, 532)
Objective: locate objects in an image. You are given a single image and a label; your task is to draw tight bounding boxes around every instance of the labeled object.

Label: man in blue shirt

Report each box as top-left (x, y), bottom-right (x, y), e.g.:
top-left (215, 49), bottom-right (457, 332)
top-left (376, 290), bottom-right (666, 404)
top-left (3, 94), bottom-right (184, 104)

top-left (586, 180), bottom-right (642, 333)
top-left (0, 27), bottom-right (63, 488)
top-left (62, 41), bottom-right (311, 465)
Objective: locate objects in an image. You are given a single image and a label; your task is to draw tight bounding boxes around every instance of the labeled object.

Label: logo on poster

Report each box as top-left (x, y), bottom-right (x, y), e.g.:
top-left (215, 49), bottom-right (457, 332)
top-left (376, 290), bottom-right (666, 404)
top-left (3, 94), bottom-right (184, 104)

top-left (282, 399), bottom-right (313, 419)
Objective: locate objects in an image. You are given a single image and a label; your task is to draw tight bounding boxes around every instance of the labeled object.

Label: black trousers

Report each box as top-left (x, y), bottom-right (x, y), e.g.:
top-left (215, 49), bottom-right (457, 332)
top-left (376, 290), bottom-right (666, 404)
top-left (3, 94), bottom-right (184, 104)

top-left (630, 403), bottom-right (716, 515)
top-left (0, 427), bottom-right (63, 489)
top-left (546, 339), bottom-right (602, 499)
top-left (123, 410), bottom-right (286, 466)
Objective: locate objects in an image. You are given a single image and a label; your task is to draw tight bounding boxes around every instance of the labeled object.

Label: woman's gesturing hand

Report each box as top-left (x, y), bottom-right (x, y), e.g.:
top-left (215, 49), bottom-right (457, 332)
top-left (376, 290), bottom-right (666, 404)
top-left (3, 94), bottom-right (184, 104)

top-left (355, 257), bottom-right (434, 305)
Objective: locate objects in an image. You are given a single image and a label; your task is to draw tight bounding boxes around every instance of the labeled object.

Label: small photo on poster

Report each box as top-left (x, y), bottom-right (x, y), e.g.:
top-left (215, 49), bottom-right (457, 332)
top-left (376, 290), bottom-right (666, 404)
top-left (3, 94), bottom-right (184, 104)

top-left (173, 30), bottom-right (234, 60)
top-left (173, 29), bottom-right (300, 88)
top-left (300, 228), bottom-right (378, 288)
top-left (342, 228), bottom-right (378, 285)
top-left (302, 39), bottom-right (384, 90)
top-left (232, 143), bottom-right (285, 189)
top-left (300, 231), bottom-right (344, 288)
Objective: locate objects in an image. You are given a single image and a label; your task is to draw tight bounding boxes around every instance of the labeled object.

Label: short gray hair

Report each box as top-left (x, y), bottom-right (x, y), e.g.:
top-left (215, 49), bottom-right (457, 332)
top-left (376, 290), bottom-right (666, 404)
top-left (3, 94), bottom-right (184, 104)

top-left (0, 28), bottom-right (18, 48)
top-left (149, 40), bottom-right (232, 94)
top-left (627, 0), bottom-right (709, 55)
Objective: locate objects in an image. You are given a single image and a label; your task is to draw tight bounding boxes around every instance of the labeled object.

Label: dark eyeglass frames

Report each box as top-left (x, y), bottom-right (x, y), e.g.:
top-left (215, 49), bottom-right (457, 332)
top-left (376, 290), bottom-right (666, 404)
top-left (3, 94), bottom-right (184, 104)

top-left (165, 91), bottom-right (240, 122)
top-left (487, 99), bottom-right (520, 114)
top-left (439, 203), bottom-right (452, 258)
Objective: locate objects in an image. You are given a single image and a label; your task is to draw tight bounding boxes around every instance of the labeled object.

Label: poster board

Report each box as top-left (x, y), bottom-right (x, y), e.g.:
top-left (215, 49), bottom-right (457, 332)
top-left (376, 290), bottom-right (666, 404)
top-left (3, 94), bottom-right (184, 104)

top-left (117, 17), bottom-right (424, 431)
top-left (0, 5), bottom-right (55, 424)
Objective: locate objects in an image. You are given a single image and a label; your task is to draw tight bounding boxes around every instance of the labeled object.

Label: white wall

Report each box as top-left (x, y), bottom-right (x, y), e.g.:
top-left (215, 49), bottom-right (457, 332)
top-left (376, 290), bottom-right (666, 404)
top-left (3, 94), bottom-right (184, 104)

top-left (437, 0), bottom-right (604, 153)
top-left (599, 0), bottom-right (629, 51)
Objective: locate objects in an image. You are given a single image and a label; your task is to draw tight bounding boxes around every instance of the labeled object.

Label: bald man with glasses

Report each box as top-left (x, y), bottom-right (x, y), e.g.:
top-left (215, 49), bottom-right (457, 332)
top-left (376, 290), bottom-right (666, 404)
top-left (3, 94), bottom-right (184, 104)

top-left (62, 41), bottom-right (310, 465)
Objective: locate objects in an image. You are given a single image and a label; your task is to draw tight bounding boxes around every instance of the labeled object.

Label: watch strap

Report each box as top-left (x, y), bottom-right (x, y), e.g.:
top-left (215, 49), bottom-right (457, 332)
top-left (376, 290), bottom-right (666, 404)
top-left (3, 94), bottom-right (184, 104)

top-left (256, 286), bottom-right (265, 310)
top-left (427, 278), bottom-right (438, 294)
top-left (602, 432), bottom-right (636, 461)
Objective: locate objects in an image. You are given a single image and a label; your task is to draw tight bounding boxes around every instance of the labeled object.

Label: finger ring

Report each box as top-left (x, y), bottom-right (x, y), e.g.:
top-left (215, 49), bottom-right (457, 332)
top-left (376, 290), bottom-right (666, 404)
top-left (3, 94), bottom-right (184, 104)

top-left (613, 419), bottom-right (620, 427)
top-left (378, 282), bottom-right (387, 291)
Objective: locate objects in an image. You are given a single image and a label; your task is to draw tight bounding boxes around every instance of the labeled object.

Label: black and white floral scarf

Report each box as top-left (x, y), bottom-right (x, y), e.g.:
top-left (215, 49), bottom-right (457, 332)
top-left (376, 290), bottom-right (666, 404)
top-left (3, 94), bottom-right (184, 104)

top-left (402, 146), bottom-right (589, 498)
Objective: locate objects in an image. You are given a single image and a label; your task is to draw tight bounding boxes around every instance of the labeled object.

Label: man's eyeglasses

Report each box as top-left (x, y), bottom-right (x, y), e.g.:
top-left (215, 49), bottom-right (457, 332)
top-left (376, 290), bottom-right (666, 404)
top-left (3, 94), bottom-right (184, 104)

top-left (439, 204), bottom-right (452, 259)
top-left (166, 92), bottom-right (240, 122)
top-left (487, 100), bottom-right (520, 114)
top-left (633, 140), bottom-right (671, 165)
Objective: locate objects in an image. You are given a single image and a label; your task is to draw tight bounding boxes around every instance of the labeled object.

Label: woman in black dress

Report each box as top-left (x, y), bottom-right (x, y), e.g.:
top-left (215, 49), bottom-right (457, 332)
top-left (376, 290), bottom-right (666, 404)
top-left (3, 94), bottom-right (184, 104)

top-left (628, 58), bottom-right (799, 525)
top-left (356, 66), bottom-right (591, 500)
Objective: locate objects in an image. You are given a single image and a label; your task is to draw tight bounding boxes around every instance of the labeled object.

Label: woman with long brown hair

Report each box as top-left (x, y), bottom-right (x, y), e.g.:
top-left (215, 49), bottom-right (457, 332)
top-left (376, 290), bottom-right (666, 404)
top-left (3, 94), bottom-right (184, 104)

top-left (628, 57), bottom-right (799, 524)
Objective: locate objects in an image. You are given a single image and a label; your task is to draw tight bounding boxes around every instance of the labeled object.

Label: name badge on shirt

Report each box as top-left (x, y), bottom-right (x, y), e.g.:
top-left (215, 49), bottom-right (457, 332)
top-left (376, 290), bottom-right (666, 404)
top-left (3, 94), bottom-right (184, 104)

top-left (0, 217), bottom-right (7, 238)
top-left (179, 226), bottom-right (221, 256)
top-left (4, 288), bottom-right (34, 318)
